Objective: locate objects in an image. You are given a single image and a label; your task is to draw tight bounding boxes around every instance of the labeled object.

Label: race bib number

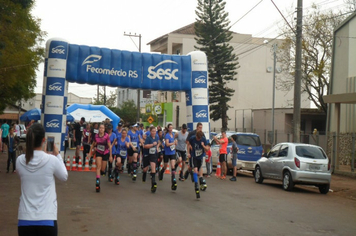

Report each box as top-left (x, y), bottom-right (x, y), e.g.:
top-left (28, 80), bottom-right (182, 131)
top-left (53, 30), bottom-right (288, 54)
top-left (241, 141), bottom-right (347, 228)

top-left (195, 149), bottom-right (203, 157)
top-left (120, 150), bottom-right (127, 156)
top-left (149, 147), bottom-right (156, 154)
top-left (94, 129), bottom-right (99, 134)
top-left (80, 127), bottom-right (83, 131)
top-left (97, 145), bottom-right (105, 152)
top-left (132, 142), bottom-right (137, 148)
top-left (85, 132), bottom-right (89, 136)
top-left (170, 145), bottom-right (175, 151)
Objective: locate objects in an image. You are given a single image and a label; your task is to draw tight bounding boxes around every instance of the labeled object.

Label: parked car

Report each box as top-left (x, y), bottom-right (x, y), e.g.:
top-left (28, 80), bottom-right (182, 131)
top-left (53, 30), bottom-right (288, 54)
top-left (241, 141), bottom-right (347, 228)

top-left (211, 131), bottom-right (263, 173)
top-left (19, 124), bottom-right (26, 140)
top-left (254, 142), bottom-right (331, 194)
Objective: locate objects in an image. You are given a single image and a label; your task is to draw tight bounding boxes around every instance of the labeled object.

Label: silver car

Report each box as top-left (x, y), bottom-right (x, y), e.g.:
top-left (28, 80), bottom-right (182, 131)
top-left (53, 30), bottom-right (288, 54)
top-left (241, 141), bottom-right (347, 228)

top-left (254, 143), bottom-right (331, 194)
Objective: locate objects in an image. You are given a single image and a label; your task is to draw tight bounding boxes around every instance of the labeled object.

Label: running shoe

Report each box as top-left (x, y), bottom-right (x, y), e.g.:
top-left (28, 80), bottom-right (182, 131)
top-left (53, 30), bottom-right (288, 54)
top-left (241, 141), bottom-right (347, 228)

top-left (179, 177), bottom-right (185, 181)
top-left (132, 174), bottom-right (137, 181)
top-left (96, 179), bottom-right (100, 192)
top-left (220, 175), bottom-right (226, 180)
top-left (229, 177), bottom-right (237, 181)
top-left (171, 178), bottom-right (177, 191)
top-left (151, 182), bottom-right (157, 193)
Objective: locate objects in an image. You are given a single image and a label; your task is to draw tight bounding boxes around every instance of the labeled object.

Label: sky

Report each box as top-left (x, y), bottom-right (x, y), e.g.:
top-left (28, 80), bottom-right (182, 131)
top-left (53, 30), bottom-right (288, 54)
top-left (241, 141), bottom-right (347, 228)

top-left (31, 0), bottom-right (351, 99)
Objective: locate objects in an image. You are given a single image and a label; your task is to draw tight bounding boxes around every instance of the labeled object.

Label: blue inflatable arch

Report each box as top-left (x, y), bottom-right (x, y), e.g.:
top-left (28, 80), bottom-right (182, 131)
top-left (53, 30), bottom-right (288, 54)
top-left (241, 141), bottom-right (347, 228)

top-left (42, 38), bottom-right (209, 155)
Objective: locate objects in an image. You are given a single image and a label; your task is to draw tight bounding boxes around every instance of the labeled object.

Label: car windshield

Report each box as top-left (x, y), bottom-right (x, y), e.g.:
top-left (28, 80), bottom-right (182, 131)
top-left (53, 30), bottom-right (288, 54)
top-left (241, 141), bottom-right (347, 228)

top-left (236, 135), bottom-right (261, 147)
top-left (295, 146), bottom-right (327, 159)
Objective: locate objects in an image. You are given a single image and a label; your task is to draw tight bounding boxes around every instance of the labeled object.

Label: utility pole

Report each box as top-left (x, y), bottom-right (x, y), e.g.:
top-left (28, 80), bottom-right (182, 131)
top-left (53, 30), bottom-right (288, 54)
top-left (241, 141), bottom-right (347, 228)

top-left (293, 0), bottom-right (303, 143)
top-left (124, 32), bottom-right (142, 122)
top-left (272, 43), bottom-right (277, 146)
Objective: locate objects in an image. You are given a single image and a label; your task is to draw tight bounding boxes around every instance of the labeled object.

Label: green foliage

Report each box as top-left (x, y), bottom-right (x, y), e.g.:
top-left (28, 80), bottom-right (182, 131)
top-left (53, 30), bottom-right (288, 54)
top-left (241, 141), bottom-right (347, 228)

top-left (111, 100), bottom-right (137, 125)
top-left (195, 0), bottom-right (239, 129)
top-left (277, 5), bottom-right (349, 114)
top-left (0, 0), bottom-right (45, 113)
top-left (92, 88), bottom-right (117, 107)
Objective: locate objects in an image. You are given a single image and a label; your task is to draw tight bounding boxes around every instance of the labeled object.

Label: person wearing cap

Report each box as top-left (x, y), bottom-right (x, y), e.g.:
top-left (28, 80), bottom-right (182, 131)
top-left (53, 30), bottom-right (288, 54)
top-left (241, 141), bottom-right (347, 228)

top-left (73, 117), bottom-right (85, 165)
top-left (174, 124), bottom-right (188, 181)
top-left (127, 123), bottom-right (142, 181)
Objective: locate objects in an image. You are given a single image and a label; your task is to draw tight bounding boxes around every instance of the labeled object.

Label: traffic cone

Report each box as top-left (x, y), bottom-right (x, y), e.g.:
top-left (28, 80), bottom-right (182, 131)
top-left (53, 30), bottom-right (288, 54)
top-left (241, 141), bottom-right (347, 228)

top-left (91, 156), bottom-right (97, 172)
top-left (164, 165), bottom-right (171, 174)
top-left (72, 156), bottom-right (77, 171)
top-left (77, 158), bottom-right (83, 172)
top-left (215, 162), bottom-right (221, 178)
top-left (66, 156), bottom-right (71, 171)
top-left (84, 157), bottom-right (90, 172)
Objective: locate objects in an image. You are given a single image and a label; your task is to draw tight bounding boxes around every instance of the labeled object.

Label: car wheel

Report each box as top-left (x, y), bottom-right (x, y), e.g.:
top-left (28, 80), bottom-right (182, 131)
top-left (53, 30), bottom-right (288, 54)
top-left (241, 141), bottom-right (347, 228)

top-left (318, 184), bottom-right (330, 194)
top-left (254, 166), bottom-right (264, 184)
top-left (282, 171), bottom-right (294, 191)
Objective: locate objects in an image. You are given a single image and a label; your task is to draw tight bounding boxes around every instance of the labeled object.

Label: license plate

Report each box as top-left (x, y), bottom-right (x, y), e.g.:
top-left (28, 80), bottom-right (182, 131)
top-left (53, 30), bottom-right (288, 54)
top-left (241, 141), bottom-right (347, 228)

top-left (244, 163), bottom-right (254, 169)
top-left (309, 164), bottom-right (321, 171)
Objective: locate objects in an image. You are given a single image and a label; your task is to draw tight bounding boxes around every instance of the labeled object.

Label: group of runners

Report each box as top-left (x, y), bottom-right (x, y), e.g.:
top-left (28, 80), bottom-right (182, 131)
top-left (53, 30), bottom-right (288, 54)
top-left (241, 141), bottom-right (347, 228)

top-left (76, 121), bottom-right (209, 198)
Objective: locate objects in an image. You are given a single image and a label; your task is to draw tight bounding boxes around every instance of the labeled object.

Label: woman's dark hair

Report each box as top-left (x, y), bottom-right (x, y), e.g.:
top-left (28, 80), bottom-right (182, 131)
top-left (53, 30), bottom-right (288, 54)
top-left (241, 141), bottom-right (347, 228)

top-left (25, 123), bottom-right (45, 164)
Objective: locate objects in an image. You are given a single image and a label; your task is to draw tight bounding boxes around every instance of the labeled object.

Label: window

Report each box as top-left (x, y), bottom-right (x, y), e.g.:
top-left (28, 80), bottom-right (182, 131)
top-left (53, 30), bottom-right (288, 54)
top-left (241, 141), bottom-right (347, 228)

top-left (236, 135), bottom-right (261, 147)
top-left (278, 145), bottom-right (288, 157)
top-left (296, 146), bottom-right (327, 159)
top-left (268, 145), bottom-right (280, 158)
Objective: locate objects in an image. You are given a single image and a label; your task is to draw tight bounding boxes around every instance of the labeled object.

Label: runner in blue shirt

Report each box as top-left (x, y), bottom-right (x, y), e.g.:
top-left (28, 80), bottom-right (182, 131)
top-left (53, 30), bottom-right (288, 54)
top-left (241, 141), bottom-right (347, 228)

top-left (127, 124), bottom-right (142, 181)
top-left (188, 131), bottom-right (209, 199)
top-left (113, 128), bottom-right (130, 185)
top-left (159, 124), bottom-right (178, 191)
top-left (143, 126), bottom-right (160, 193)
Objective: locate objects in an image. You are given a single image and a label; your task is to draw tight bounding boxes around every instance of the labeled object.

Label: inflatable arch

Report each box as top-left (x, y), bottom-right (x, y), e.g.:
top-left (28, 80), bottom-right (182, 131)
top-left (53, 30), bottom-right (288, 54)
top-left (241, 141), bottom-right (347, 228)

top-left (41, 38), bottom-right (209, 155)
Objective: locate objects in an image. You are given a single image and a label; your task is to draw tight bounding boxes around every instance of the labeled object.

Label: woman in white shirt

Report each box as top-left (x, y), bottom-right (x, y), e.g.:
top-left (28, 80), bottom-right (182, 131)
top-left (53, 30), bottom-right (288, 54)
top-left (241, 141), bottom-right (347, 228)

top-left (16, 123), bottom-right (68, 236)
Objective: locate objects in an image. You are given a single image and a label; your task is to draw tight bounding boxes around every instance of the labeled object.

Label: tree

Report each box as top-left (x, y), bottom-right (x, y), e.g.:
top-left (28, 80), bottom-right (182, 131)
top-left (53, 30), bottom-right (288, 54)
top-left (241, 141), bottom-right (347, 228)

top-left (0, 0), bottom-right (45, 113)
top-left (276, 5), bottom-right (349, 114)
top-left (194, 0), bottom-right (239, 130)
top-left (111, 100), bottom-right (137, 125)
top-left (93, 87), bottom-right (117, 107)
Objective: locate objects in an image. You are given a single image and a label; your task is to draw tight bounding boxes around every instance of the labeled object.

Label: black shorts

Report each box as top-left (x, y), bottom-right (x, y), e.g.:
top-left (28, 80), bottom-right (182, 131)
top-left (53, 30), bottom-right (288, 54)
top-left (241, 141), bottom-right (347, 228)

top-left (176, 150), bottom-right (187, 161)
top-left (74, 138), bottom-right (81, 147)
top-left (192, 158), bottom-right (203, 171)
top-left (164, 154), bottom-right (176, 163)
top-left (128, 148), bottom-right (139, 156)
top-left (219, 154), bottom-right (227, 163)
top-left (96, 152), bottom-right (109, 161)
top-left (143, 154), bottom-right (157, 168)
top-left (2, 137), bottom-right (8, 144)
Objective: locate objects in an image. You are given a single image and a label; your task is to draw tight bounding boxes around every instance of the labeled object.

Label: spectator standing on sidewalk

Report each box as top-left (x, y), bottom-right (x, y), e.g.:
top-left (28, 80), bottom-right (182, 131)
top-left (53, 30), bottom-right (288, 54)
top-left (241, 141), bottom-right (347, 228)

top-left (213, 131), bottom-right (228, 180)
top-left (16, 123), bottom-right (68, 235)
top-left (73, 117), bottom-right (85, 165)
top-left (230, 135), bottom-right (239, 181)
top-left (1, 120), bottom-right (10, 153)
top-left (6, 127), bottom-right (20, 173)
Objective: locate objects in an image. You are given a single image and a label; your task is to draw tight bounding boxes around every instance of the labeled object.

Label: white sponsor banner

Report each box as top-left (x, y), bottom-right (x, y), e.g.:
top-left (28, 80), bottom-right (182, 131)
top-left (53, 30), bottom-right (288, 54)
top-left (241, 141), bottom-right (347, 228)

top-left (191, 88), bottom-right (209, 106)
top-left (47, 58), bottom-right (67, 78)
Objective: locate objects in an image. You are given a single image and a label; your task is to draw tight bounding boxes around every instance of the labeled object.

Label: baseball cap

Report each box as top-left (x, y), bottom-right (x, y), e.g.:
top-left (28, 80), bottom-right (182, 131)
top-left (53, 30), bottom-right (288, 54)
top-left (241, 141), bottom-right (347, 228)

top-left (118, 122), bottom-right (123, 126)
top-left (132, 124), bottom-right (138, 127)
top-left (182, 124), bottom-right (187, 129)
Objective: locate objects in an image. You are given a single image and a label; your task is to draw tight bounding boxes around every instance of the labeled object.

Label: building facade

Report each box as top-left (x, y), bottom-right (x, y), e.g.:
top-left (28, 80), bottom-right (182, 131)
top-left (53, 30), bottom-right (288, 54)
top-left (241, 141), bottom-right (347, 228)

top-left (146, 23), bottom-right (310, 131)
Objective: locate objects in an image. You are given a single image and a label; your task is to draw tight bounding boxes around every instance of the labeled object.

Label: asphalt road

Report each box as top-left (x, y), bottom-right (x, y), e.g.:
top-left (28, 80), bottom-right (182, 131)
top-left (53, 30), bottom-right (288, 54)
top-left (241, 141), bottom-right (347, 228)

top-left (1, 151), bottom-right (356, 236)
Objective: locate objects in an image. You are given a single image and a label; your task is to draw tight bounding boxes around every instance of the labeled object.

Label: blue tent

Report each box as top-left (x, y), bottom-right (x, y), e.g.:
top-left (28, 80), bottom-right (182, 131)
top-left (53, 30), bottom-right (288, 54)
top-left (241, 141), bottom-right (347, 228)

top-left (20, 108), bottom-right (41, 122)
top-left (67, 104), bottom-right (120, 128)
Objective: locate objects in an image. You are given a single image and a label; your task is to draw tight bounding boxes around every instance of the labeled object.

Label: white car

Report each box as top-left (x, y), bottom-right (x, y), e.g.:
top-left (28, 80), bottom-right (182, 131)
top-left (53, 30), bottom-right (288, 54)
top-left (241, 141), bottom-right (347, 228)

top-left (254, 142), bottom-right (331, 194)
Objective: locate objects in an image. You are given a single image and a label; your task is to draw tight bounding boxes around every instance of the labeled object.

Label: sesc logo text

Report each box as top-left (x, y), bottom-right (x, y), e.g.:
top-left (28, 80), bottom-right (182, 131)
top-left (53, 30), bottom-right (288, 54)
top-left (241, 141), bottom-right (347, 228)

top-left (148, 60), bottom-right (179, 80)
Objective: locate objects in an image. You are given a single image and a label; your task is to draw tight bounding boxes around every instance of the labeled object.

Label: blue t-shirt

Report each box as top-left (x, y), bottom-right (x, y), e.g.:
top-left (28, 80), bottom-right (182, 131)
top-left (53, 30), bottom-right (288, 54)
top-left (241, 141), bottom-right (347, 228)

top-left (164, 133), bottom-right (176, 155)
top-left (128, 130), bottom-right (140, 152)
top-left (116, 136), bottom-right (130, 157)
top-left (138, 129), bottom-right (144, 140)
top-left (189, 135), bottom-right (208, 159)
top-left (1, 123), bottom-right (9, 138)
top-left (114, 129), bottom-right (122, 141)
top-left (109, 132), bottom-right (117, 154)
top-left (144, 135), bottom-right (160, 155)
